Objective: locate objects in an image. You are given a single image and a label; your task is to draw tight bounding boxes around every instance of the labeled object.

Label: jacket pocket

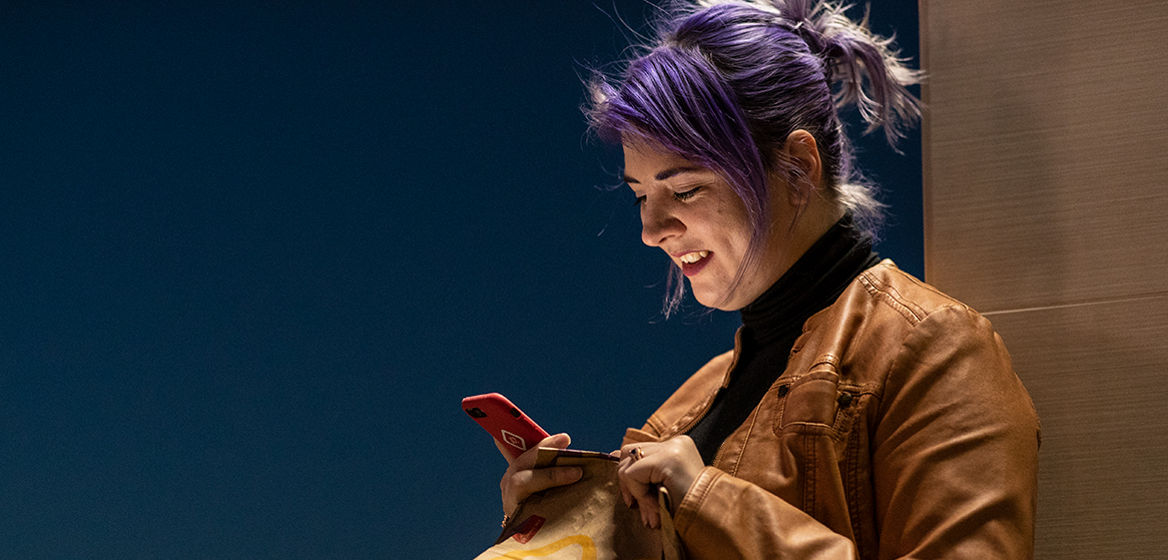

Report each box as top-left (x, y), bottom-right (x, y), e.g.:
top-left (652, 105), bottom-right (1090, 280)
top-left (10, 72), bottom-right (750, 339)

top-left (776, 369), bottom-right (843, 432)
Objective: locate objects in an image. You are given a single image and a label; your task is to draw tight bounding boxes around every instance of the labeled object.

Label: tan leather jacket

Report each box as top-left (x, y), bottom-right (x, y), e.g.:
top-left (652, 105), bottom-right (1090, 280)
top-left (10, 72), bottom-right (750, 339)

top-left (622, 261), bottom-right (1040, 559)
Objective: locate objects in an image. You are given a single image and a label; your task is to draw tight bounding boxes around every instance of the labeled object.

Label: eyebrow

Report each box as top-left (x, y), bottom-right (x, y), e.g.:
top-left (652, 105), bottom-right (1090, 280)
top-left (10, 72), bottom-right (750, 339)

top-left (622, 166), bottom-right (703, 184)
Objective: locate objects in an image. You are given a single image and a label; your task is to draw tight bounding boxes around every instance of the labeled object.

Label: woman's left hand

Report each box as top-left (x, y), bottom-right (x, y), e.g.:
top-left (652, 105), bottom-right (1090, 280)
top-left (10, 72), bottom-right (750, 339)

top-left (617, 435), bottom-right (704, 529)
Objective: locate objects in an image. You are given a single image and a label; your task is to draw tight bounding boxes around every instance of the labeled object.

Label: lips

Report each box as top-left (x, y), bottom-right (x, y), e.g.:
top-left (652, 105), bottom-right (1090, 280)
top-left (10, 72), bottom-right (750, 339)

top-left (675, 250), bottom-right (711, 277)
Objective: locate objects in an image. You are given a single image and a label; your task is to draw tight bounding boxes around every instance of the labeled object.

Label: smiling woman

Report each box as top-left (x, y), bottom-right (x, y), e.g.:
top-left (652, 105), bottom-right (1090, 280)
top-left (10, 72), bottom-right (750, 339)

top-left (492, 1), bottom-right (1040, 559)
top-left (624, 145), bottom-right (758, 309)
top-left (623, 132), bottom-right (841, 312)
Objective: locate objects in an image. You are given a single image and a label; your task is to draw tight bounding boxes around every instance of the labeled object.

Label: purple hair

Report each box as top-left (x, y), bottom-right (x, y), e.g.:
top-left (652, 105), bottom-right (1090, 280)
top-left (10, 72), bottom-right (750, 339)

top-left (586, 0), bottom-right (921, 317)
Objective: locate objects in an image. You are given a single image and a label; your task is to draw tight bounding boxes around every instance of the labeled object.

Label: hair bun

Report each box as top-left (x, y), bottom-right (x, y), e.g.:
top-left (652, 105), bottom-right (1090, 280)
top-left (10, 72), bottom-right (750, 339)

top-left (790, 0), bottom-right (921, 144)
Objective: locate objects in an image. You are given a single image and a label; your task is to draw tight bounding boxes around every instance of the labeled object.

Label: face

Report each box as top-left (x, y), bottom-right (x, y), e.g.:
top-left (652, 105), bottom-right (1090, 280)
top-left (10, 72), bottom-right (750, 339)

top-left (623, 142), bottom-right (791, 311)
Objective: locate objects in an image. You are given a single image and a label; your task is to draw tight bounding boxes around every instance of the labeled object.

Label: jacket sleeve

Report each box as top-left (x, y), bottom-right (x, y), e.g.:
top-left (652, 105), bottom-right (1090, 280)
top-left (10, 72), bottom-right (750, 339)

top-left (667, 304), bottom-right (1040, 560)
top-left (673, 467), bottom-right (860, 558)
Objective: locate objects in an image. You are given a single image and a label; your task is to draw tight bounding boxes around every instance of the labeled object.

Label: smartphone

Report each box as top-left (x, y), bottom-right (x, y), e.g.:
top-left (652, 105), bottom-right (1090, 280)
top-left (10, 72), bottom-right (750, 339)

top-left (462, 393), bottom-right (550, 460)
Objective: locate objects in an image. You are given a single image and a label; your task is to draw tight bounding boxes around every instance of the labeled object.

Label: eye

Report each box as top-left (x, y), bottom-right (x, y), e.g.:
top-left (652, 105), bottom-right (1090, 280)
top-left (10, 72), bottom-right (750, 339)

top-left (673, 186), bottom-right (702, 201)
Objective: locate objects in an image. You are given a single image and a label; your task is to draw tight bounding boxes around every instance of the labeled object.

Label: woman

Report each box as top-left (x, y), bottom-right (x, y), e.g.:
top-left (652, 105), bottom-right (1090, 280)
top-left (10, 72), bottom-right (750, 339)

top-left (498, 1), bottom-right (1039, 558)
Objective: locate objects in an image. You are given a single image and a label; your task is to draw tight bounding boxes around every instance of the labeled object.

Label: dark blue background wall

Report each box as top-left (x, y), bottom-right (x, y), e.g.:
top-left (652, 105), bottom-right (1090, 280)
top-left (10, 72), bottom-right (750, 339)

top-left (0, 2), bottom-right (919, 557)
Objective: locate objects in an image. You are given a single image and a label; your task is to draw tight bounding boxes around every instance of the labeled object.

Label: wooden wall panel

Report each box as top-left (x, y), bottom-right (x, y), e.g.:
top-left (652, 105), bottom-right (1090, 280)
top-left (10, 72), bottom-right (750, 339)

top-left (985, 297), bottom-right (1168, 557)
top-left (922, 1), bottom-right (1168, 312)
top-left (920, 1), bottom-right (1168, 558)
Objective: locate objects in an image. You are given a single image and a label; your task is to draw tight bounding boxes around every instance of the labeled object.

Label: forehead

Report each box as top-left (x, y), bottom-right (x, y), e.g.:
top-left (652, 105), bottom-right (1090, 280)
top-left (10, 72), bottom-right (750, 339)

top-left (621, 142), bottom-right (705, 181)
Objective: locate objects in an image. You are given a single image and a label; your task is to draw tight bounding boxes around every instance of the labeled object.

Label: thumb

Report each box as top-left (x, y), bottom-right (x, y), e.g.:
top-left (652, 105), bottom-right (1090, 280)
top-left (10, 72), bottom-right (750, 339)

top-left (541, 433), bottom-right (572, 449)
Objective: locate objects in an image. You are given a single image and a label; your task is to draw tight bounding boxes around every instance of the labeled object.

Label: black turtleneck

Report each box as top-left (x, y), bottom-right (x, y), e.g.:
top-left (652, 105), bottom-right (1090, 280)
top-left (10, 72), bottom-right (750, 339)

top-left (685, 216), bottom-right (880, 464)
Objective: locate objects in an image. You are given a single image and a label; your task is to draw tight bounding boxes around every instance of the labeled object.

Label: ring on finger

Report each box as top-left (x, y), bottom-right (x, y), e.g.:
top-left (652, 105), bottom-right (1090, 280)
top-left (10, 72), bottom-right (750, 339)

top-left (629, 447), bottom-right (644, 462)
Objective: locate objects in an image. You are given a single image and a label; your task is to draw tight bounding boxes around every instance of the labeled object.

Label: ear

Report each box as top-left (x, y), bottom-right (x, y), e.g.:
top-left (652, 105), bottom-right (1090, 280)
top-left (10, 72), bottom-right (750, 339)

top-left (779, 129), bottom-right (823, 205)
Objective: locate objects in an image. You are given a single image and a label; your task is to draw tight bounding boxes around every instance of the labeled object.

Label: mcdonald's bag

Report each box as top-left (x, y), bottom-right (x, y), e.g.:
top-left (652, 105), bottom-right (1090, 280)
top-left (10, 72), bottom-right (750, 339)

top-left (473, 448), bottom-right (684, 560)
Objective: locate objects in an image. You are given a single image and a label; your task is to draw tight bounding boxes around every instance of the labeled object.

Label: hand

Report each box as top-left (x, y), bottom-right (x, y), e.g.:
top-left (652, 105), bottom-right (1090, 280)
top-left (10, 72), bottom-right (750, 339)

top-left (618, 435), bottom-right (704, 529)
top-left (497, 433), bottom-right (583, 515)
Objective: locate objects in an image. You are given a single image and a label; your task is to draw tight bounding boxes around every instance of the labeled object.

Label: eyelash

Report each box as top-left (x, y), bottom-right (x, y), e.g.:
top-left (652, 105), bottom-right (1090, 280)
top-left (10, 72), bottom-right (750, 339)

top-left (674, 187), bottom-right (702, 201)
top-left (633, 187), bottom-right (703, 207)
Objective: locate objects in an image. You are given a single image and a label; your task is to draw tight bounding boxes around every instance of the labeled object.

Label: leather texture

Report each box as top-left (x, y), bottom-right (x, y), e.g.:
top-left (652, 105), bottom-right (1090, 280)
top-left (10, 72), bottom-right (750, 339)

top-left (622, 261), bottom-right (1040, 559)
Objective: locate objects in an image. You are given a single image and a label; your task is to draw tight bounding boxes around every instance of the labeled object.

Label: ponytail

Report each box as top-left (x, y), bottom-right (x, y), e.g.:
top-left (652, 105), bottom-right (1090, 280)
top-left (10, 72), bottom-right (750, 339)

top-left (697, 0), bottom-right (922, 146)
top-left (790, 1), bottom-right (921, 145)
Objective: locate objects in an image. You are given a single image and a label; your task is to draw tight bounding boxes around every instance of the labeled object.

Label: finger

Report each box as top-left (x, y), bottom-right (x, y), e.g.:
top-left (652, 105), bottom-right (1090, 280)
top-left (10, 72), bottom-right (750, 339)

top-left (617, 456), bottom-right (635, 508)
top-left (494, 438), bottom-right (517, 464)
top-left (618, 446), bottom-right (650, 504)
top-left (501, 464), bottom-right (583, 512)
top-left (612, 446), bottom-right (634, 505)
top-left (540, 433), bottom-right (572, 449)
top-left (619, 460), bottom-right (644, 527)
top-left (621, 464), bottom-right (658, 515)
top-left (619, 443), bottom-right (642, 460)
top-left (645, 493), bottom-right (661, 529)
top-left (620, 452), bottom-right (665, 528)
top-left (498, 433), bottom-right (575, 512)
top-left (503, 433), bottom-right (571, 470)
top-left (513, 466), bottom-right (584, 496)
top-left (632, 484), bottom-right (659, 528)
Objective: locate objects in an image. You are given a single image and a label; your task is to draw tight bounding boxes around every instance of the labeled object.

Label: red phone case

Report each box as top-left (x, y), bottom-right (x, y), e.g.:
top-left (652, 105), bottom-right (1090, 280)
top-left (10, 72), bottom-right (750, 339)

top-left (462, 393), bottom-right (550, 459)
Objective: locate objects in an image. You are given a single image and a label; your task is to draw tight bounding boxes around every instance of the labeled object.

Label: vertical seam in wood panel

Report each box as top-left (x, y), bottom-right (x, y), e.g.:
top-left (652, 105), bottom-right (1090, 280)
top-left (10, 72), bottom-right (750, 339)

top-left (918, 0), bottom-right (934, 282)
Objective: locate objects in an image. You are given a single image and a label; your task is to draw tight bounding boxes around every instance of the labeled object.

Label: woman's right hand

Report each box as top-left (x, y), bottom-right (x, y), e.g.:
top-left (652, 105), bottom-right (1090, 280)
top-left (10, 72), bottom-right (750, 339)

top-left (497, 433), bottom-right (583, 515)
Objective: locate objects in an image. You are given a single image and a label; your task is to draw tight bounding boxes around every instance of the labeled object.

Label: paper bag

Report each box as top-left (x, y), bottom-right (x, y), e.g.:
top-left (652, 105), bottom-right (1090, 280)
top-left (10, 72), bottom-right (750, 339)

top-left (473, 448), bottom-right (684, 560)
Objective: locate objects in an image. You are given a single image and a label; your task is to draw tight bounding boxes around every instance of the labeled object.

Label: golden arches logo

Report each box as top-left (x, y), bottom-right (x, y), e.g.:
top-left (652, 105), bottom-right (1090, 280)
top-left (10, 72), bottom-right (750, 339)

top-left (488, 534), bottom-right (596, 560)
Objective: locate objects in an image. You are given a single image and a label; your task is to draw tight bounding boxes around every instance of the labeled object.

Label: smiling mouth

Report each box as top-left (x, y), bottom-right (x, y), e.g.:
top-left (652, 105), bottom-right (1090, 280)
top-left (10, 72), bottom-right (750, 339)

top-left (677, 250), bottom-right (711, 277)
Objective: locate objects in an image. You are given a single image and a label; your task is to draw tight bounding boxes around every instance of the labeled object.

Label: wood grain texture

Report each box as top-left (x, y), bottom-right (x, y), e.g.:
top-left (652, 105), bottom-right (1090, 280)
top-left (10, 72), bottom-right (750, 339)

top-left (921, 1), bottom-right (1168, 557)
top-left (984, 296), bottom-right (1168, 558)
top-left (921, 0), bottom-right (1168, 312)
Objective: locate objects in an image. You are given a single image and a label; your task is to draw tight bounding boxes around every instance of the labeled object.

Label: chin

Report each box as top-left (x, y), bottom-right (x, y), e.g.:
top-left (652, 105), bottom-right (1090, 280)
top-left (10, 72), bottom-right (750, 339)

top-left (691, 288), bottom-right (737, 311)
top-left (693, 285), bottom-right (756, 311)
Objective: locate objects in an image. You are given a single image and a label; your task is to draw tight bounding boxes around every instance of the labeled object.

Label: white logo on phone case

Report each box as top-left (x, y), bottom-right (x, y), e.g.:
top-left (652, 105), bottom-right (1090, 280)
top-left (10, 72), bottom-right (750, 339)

top-left (501, 429), bottom-right (526, 451)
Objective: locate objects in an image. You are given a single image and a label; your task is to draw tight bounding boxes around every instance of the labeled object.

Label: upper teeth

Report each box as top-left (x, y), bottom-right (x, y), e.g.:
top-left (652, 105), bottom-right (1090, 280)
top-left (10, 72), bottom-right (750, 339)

top-left (680, 251), bottom-right (709, 264)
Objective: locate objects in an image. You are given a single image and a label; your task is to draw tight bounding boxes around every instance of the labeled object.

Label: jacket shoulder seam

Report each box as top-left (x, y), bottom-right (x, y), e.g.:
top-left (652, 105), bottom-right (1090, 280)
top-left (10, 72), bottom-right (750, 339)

top-left (875, 302), bottom-right (981, 413)
top-left (858, 269), bottom-right (960, 326)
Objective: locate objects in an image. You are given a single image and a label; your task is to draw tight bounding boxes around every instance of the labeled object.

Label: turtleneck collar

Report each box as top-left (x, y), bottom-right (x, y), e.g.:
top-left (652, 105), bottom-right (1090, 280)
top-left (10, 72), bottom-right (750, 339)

top-left (685, 215), bottom-right (881, 463)
top-left (739, 215), bottom-right (880, 348)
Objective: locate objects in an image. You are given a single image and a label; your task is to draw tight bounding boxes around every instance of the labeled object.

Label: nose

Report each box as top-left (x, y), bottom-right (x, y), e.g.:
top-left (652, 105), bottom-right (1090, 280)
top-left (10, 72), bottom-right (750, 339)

top-left (640, 204), bottom-right (685, 247)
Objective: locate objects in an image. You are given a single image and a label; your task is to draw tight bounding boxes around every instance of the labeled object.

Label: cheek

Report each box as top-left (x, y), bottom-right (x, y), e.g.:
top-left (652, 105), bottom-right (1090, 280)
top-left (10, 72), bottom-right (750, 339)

top-left (682, 192), bottom-right (754, 261)
top-left (716, 209), bottom-right (754, 257)
top-left (711, 211), bottom-right (759, 287)
top-left (715, 192), bottom-right (753, 231)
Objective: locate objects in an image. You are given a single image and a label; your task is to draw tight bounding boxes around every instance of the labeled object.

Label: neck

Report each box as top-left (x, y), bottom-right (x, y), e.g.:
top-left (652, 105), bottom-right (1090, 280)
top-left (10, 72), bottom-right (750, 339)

top-left (767, 197), bottom-right (846, 281)
top-left (741, 214), bottom-right (878, 345)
